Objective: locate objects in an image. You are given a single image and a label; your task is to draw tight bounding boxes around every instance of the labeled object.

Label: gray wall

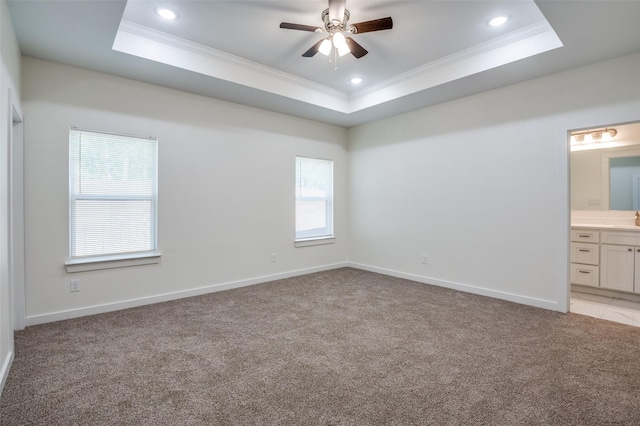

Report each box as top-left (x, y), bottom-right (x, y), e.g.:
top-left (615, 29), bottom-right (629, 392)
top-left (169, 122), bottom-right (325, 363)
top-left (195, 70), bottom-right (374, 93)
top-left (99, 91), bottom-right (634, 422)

top-left (348, 52), bottom-right (640, 312)
top-left (18, 50), bottom-right (640, 324)
top-left (22, 57), bottom-right (348, 324)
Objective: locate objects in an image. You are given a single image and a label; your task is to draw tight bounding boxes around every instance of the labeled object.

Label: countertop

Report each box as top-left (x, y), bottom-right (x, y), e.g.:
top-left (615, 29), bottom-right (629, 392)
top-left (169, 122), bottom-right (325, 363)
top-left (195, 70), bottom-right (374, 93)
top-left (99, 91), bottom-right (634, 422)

top-left (572, 224), bottom-right (640, 231)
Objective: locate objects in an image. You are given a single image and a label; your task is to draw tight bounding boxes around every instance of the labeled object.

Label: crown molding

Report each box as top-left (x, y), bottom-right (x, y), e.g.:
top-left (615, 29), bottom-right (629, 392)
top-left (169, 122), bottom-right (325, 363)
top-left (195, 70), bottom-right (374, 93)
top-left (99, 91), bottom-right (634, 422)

top-left (113, 20), bottom-right (350, 112)
top-left (348, 20), bottom-right (562, 112)
top-left (113, 19), bottom-right (561, 115)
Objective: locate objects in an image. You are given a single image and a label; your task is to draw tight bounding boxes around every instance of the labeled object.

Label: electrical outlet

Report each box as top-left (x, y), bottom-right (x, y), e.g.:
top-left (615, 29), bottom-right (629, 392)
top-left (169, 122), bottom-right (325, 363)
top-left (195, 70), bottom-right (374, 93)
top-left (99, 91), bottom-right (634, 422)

top-left (271, 253), bottom-right (277, 263)
top-left (70, 279), bottom-right (80, 292)
top-left (422, 255), bottom-right (428, 265)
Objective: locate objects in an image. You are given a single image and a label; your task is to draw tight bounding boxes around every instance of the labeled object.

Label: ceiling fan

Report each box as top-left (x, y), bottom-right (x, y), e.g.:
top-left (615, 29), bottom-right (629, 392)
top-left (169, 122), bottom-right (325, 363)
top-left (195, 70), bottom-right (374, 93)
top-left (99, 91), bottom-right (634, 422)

top-left (279, 0), bottom-right (393, 59)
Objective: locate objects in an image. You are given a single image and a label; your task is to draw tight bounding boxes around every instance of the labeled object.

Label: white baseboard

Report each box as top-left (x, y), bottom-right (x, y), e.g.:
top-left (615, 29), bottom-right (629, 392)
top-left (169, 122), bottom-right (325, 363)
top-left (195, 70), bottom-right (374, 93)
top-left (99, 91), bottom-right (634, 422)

top-left (25, 260), bottom-right (560, 326)
top-left (0, 350), bottom-right (14, 397)
top-left (347, 262), bottom-right (560, 312)
top-left (25, 262), bottom-right (350, 326)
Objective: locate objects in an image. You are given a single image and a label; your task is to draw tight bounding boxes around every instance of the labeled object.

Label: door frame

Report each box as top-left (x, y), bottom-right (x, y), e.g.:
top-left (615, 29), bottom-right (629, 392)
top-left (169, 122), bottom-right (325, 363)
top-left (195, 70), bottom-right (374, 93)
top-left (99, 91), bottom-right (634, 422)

top-left (8, 90), bottom-right (25, 331)
top-left (567, 119), bottom-right (640, 314)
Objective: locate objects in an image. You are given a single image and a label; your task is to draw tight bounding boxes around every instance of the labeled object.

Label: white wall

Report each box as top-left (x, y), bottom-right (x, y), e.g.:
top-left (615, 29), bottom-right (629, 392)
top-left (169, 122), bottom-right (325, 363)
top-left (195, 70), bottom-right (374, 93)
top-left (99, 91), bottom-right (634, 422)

top-left (0, 0), bottom-right (22, 394)
top-left (22, 57), bottom-right (348, 325)
top-left (348, 52), bottom-right (640, 312)
top-left (17, 46), bottom-right (640, 325)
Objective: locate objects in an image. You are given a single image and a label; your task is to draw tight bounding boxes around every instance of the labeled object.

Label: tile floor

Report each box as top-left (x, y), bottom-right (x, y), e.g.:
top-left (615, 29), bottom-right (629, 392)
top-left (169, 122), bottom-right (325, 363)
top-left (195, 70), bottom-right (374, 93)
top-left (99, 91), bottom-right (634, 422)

top-left (571, 291), bottom-right (640, 327)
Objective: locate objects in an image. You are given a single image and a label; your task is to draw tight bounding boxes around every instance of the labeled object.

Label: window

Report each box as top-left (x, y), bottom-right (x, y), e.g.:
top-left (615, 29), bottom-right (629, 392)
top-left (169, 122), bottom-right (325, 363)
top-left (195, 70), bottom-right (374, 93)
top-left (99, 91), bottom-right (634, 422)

top-left (295, 156), bottom-right (333, 241)
top-left (68, 128), bottom-right (158, 265)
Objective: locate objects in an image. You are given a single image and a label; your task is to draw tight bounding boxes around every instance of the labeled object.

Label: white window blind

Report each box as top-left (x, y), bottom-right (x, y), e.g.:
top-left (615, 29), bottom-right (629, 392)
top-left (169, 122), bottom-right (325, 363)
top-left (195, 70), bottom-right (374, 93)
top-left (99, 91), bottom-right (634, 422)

top-left (69, 128), bottom-right (158, 259)
top-left (295, 156), bottom-right (333, 240)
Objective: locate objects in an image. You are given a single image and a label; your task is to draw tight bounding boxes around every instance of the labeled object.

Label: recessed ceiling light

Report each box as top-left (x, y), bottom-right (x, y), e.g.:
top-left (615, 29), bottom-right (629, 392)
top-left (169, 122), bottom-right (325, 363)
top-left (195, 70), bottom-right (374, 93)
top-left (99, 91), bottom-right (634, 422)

top-left (350, 77), bottom-right (363, 85)
top-left (488, 15), bottom-right (509, 27)
top-left (156, 7), bottom-right (177, 20)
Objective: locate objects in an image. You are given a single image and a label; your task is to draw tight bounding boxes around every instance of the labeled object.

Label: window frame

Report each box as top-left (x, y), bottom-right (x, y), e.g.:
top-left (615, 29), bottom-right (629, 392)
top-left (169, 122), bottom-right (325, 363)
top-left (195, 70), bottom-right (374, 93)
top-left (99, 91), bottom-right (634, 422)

top-left (65, 127), bottom-right (161, 272)
top-left (295, 155), bottom-right (335, 246)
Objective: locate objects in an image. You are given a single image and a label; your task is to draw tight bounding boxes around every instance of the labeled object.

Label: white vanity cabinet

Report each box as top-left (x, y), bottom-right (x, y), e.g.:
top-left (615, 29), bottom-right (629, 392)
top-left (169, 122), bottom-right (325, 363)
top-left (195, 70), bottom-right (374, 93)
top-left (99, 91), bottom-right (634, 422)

top-left (570, 229), bottom-right (600, 287)
top-left (600, 231), bottom-right (640, 294)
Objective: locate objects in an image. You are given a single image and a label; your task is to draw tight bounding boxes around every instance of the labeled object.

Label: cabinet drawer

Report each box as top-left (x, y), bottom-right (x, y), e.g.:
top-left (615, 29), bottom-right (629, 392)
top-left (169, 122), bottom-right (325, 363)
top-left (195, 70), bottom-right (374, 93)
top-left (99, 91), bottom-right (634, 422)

top-left (570, 243), bottom-right (599, 265)
top-left (570, 263), bottom-right (599, 287)
top-left (601, 231), bottom-right (640, 246)
top-left (571, 230), bottom-right (600, 243)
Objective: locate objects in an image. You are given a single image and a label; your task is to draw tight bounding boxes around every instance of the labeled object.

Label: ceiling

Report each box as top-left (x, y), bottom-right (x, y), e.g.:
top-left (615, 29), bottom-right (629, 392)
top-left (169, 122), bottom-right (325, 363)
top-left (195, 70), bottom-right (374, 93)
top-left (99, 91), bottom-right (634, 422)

top-left (7, 1), bottom-right (640, 128)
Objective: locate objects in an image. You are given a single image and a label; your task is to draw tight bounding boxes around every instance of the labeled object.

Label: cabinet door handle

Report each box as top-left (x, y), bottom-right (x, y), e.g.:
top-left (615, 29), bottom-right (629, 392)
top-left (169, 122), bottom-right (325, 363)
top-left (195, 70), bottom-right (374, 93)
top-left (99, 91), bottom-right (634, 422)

top-left (578, 270), bottom-right (591, 274)
top-left (629, 248), bottom-right (633, 252)
top-left (578, 249), bottom-right (591, 252)
top-left (578, 234), bottom-right (591, 238)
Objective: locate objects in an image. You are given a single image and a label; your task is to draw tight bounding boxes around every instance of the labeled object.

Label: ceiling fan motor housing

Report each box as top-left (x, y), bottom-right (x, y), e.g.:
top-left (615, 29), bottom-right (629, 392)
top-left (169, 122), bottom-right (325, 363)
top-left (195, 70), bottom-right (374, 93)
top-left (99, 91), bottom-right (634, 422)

top-left (321, 8), bottom-right (351, 33)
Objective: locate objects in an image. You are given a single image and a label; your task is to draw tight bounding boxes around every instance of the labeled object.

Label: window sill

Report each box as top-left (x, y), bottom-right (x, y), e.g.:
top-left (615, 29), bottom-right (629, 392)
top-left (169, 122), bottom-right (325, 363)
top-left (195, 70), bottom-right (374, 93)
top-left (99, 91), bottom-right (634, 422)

top-left (65, 252), bottom-right (162, 273)
top-left (294, 236), bottom-right (335, 248)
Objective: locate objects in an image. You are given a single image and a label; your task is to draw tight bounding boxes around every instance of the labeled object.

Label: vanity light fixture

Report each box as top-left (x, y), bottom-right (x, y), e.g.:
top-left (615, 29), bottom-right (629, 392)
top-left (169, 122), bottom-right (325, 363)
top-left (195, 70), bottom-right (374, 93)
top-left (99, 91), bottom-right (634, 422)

top-left (601, 129), bottom-right (615, 141)
top-left (156, 7), bottom-right (178, 20)
top-left (570, 128), bottom-right (617, 145)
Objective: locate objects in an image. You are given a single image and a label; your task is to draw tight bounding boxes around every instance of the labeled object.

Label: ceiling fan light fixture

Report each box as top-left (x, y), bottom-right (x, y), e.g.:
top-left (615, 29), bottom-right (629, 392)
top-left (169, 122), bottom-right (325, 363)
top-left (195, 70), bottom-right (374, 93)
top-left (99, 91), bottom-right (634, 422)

top-left (319, 39), bottom-right (332, 56)
top-left (488, 15), bottom-right (509, 27)
top-left (337, 43), bottom-right (351, 57)
top-left (332, 32), bottom-right (347, 48)
top-left (332, 32), bottom-right (350, 56)
top-left (156, 7), bottom-right (178, 20)
top-left (280, 1), bottom-right (392, 62)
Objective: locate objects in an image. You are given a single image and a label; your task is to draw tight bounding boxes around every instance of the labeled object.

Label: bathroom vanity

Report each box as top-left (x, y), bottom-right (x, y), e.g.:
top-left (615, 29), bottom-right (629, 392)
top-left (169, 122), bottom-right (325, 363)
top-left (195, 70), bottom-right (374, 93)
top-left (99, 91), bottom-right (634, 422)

top-left (571, 225), bottom-right (640, 295)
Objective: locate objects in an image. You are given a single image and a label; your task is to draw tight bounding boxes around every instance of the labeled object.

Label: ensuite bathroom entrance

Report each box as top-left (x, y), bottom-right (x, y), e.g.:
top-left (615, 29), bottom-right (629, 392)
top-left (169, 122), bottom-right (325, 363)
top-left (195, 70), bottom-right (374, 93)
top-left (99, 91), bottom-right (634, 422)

top-left (569, 120), bottom-right (640, 327)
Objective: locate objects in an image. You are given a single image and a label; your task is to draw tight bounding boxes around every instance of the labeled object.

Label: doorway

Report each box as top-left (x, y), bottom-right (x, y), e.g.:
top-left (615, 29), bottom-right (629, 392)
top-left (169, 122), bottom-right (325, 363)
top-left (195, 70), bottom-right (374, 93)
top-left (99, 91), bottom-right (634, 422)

top-left (569, 120), bottom-right (640, 327)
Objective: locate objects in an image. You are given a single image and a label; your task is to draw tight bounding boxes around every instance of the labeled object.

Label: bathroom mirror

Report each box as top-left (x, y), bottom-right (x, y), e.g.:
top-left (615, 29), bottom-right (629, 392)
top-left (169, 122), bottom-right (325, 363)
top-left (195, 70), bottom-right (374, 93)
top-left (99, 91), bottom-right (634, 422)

top-left (609, 155), bottom-right (640, 210)
top-left (570, 121), bottom-right (640, 211)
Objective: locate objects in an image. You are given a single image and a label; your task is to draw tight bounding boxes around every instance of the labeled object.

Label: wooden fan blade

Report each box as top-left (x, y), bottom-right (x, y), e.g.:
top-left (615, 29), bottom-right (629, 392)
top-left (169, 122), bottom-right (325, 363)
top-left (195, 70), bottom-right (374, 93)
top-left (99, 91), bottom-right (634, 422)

top-left (351, 17), bottom-right (393, 33)
top-left (302, 39), bottom-right (325, 57)
top-left (280, 22), bottom-right (322, 32)
top-left (328, 0), bottom-right (346, 23)
top-left (345, 37), bottom-right (368, 58)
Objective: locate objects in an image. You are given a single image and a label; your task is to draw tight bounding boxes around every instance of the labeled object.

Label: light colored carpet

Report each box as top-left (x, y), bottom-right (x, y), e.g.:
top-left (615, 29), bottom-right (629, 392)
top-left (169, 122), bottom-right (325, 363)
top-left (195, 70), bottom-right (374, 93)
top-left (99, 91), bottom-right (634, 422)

top-left (1, 267), bottom-right (640, 424)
